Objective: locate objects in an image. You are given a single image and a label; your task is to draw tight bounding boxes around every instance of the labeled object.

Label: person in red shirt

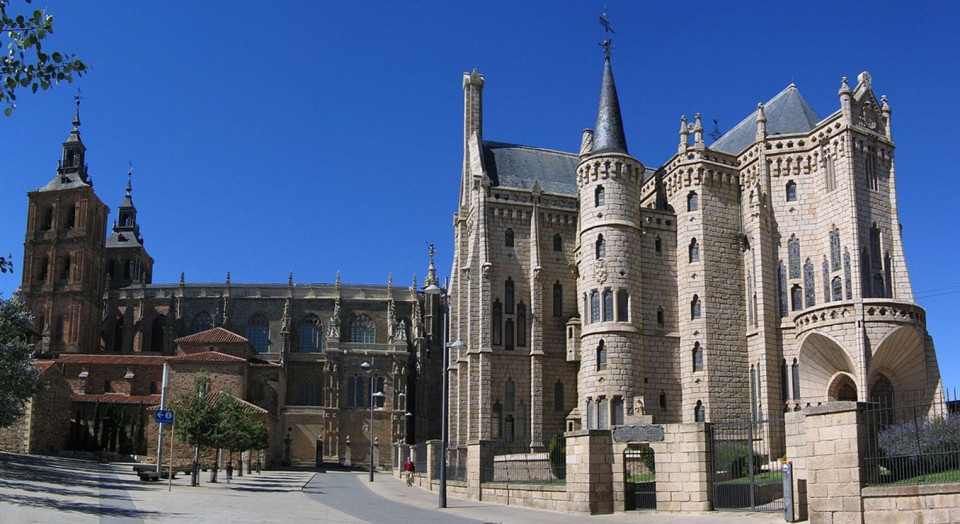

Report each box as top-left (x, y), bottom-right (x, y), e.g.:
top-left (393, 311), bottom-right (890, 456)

top-left (402, 457), bottom-right (415, 486)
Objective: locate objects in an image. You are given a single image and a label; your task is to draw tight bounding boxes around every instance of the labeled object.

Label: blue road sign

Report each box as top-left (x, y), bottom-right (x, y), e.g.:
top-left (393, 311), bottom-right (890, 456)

top-left (154, 409), bottom-right (175, 424)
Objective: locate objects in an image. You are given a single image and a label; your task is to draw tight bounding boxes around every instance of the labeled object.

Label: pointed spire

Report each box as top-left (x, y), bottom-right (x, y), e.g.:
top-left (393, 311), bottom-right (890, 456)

top-left (756, 103), bottom-right (767, 141)
top-left (425, 243), bottom-right (439, 287)
top-left (590, 50), bottom-right (629, 155)
top-left (678, 115), bottom-right (689, 153)
top-left (693, 113), bottom-right (704, 147)
top-left (838, 76), bottom-right (852, 96)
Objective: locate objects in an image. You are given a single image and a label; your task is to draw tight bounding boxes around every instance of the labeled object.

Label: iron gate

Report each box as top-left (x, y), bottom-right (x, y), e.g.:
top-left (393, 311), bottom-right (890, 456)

top-left (624, 446), bottom-right (656, 511)
top-left (709, 419), bottom-right (785, 512)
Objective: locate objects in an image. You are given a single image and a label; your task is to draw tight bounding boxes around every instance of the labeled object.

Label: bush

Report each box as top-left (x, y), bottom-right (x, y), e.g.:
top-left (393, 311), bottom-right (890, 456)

top-left (715, 443), bottom-right (763, 479)
top-left (639, 443), bottom-right (655, 474)
top-left (878, 414), bottom-right (960, 478)
top-left (548, 433), bottom-right (566, 480)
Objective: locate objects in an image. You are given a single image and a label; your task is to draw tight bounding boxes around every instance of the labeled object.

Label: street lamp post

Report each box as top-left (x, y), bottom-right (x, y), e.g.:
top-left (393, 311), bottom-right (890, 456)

top-left (425, 283), bottom-right (465, 509)
top-left (361, 360), bottom-right (384, 482)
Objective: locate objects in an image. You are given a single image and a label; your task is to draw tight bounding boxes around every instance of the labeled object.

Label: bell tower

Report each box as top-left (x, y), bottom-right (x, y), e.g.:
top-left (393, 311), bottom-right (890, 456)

top-left (21, 98), bottom-right (108, 355)
top-left (104, 166), bottom-right (153, 288)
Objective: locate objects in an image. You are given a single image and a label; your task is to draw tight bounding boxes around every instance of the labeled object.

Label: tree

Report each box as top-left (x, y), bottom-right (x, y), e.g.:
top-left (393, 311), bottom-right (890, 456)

top-left (0, 294), bottom-right (43, 427)
top-left (1, 0), bottom-right (86, 116)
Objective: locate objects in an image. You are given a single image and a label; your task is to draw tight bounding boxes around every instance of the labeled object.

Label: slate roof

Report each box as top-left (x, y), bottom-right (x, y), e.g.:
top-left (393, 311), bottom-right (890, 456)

top-left (482, 141), bottom-right (580, 196)
top-left (36, 173), bottom-right (90, 192)
top-left (710, 84), bottom-right (821, 155)
top-left (106, 230), bottom-right (144, 248)
top-left (175, 327), bottom-right (250, 346)
top-left (591, 56), bottom-right (629, 155)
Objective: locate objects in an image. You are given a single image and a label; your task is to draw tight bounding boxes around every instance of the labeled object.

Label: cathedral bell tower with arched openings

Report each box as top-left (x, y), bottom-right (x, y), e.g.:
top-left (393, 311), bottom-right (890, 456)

top-left (21, 100), bottom-right (108, 355)
top-left (575, 42), bottom-right (649, 429)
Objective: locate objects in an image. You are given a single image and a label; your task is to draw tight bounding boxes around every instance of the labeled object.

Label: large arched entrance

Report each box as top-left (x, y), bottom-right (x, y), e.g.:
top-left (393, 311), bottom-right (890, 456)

top-left (798, 333), bottom-right (856, 404)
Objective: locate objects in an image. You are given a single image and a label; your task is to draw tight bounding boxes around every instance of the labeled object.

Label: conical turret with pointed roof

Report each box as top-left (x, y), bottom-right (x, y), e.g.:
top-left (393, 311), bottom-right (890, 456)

top-left (591, 44), bottom-right (629, 155)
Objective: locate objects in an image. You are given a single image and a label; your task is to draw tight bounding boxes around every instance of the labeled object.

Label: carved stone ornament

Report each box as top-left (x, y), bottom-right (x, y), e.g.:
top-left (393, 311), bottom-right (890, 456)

top-left (594, 258), bottom-right (607, 284)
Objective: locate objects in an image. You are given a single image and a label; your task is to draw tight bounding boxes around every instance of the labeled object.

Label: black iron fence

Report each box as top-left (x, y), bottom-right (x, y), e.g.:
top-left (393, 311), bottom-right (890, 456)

top-left (862, 389), bottom-right (960, 486)
top-left (710, 419), bottom-right (785, 512)
top-left (624, 445), bottom-right (656, 511)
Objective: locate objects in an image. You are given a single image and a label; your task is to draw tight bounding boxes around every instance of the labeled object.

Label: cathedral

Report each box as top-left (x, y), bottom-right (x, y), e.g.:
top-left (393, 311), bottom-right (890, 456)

top-left (11, 104), bottom-right (446, 466)
top-left (447, 44), bottom-right (942, 452)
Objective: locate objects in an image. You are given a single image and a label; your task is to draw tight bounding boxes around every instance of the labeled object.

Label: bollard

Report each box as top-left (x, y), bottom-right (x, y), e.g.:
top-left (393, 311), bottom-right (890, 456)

top-left (783, 461), bottom-right (794, 522)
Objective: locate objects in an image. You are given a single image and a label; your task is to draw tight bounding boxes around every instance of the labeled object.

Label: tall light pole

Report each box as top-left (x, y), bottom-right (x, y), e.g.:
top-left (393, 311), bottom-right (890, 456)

top-left (425, 283), bottom-right (465, 508)
top-left (361, 360), bottom-right (384, 482)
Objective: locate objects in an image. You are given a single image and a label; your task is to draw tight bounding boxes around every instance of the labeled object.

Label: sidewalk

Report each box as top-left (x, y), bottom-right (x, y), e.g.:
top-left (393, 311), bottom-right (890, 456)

top-left (359, 472), bottom-right (789, 524)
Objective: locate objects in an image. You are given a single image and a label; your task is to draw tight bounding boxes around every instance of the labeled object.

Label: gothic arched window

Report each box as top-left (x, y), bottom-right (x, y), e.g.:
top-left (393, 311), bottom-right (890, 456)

top-left (687, 191), bottom-right (698, 211)
top-left (693, 342), bottom-right (703, 372)
top-left (689, 237), bottom-right (700, 263)
top-left (504, 278), bottom-right (514, 314)
top-left (246, 314), bottom-right (269, 353)
top-left (691, 295), bottom-right (701, 320)
top-left (505, 228), bottom-right (514, 247)
top-left (553, 233), bottom-right (562, 252)
top-left (695, 400), bottom-right (705, 422)
top-left (791, 285), bottom-right (802, 311)
top-left (590, 291), bottom-right (600, 323)
top-left (656, 306), bottom-right (664, 327)
top-left (602, 289), bottom-right (613, 322)
top-left (655, 235), bottom-right (662, 255)
top-left (299, 314), bottom-right (323, 353)
top-left (830, 228), bottom-right (841, 271)
top-left (616, 290), bottom-right (629, 322)
top-left (516, 302), bottom-right (526, 347)
top-left (596, 340), bottom-right (606, 370)
top-left (595, 234), bottom-right (606, 259)
top-left (150, 314), bottom-right (165, 352)
top-left (778, 261), bottom-right (788, 317)
top-left (350, 314), bottom-right (376, 343)
top-left (553, 281), bottom-right (563, 317)
top-left (492, 300), bottom-right (503, 345)
top-left (505, 378), bottom-right (515, 411)
top-left (504, 318), bottom-right (515, 350)
top-left (786, 180), bottom-right (797, 202)
top-left (788, 235), bottom-right (801, 278)
top-left (804, 259), bottom-right (816, 308)
top-left (831, 276), bottom-right (843, 302)
top-left (791, 359), bottom-right (801, 400)
top-left (595, 185), bottom-right (605, 206)
top-left (191, 311), bottom-right (212, 334)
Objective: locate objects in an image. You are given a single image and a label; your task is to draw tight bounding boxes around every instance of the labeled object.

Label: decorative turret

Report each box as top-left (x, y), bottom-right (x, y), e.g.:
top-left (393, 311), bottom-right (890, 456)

top-left (678, 115), bottom-right (689, 153)
top-left (756, 103), bottom-right (767, 141)
top-left (56, 95), bottom-right (91, 186)
top-left (881, 94), bottom-right (892, 138)
top-left (105, 165), bottom-right (153, 288)
top-left (576, 40), bottom-right (649, 429)
top-left (839, 76), bottom-right (853, 123)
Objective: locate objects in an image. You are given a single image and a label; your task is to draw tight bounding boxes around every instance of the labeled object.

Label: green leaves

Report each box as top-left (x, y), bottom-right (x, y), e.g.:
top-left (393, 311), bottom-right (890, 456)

top-left (0, 0), bottom-right (86, 116)
top-left (0, 294), bottom-right (43, 428)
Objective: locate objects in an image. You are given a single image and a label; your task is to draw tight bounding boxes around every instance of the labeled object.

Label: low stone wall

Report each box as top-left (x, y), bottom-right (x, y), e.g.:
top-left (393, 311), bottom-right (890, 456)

top-left (479, 483), bottom-right (567, 512)
top-left (862, 483), bottom-right (960, 523)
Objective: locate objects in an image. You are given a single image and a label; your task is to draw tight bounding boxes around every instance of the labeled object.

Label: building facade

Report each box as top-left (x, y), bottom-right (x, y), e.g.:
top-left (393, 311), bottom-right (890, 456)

top-left (448, 49), bottom-right (942, 452)
top-left (14, 104), bottom-right (445, 466)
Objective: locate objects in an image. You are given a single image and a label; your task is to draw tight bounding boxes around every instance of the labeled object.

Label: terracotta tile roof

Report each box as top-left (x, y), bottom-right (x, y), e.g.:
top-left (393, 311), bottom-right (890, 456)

top-left (175, 327), bottom-right (250, 346)
top-left (249, 358), bottom-right (281, 367)
top-left (168, 351), bottom-right (247, 363)
top-left (57, 354), bottom-right (167, 366)
top-left (35, 360), bottom-right (59, 374)
top-left (208, 390), bottom-right (269, 414)
top-left (73, 393), bottom-right (162, 405)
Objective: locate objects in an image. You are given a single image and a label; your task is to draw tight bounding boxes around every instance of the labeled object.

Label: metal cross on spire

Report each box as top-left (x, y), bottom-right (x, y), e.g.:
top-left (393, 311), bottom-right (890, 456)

top-left (599, 6), bottom-right (615, 58)
top-left (72, 87), bottom-right (82, 128)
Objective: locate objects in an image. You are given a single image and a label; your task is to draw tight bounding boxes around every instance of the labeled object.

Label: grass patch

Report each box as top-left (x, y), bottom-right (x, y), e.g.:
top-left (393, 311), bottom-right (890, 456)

top-left (724, 471), bottom-right (782, 484)
top-left (879, 468), bottom-right (960, 486)
top-left (627, 473), bottom-right (655, 483)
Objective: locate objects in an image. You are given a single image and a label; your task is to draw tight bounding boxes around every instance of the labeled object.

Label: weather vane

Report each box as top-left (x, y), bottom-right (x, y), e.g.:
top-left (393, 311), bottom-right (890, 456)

top-left (599, 6), bottom-right (615, 58)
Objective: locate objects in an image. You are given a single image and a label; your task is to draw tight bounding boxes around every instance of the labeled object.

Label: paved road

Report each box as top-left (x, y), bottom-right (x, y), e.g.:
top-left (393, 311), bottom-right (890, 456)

top-left (0, 452), bottom-right (790, 523)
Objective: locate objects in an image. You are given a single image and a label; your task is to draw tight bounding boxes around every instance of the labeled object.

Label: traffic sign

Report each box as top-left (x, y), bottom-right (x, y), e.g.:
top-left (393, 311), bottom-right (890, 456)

top-left (155, 409), bottom-right (175, 424)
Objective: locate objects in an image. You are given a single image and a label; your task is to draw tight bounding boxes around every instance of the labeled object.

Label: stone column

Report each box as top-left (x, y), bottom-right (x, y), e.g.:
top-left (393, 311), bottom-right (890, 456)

top-left (784, 411), bottom-right (809, 521)
top-left (650, 423), bottom-right (712, 512)
top-left (426, 439), bottom-right (441, 487)
top-left (565, 430), bottom-right (613, 514)
top-left (466, 440), bottom-right (494, 501)
top-left (803, 402), bottom-right (865, 524)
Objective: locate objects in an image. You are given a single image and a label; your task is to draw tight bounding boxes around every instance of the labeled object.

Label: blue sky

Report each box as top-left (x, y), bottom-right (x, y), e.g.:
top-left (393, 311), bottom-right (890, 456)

top-left (1, 1), bottom-right (957, 390)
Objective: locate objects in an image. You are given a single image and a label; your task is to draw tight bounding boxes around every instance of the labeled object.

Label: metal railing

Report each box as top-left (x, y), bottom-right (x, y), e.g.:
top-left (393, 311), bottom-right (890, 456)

top-left (483, 437), bottom-right (565, 484)
top-left (862, 389), bottom-right (960, 486)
